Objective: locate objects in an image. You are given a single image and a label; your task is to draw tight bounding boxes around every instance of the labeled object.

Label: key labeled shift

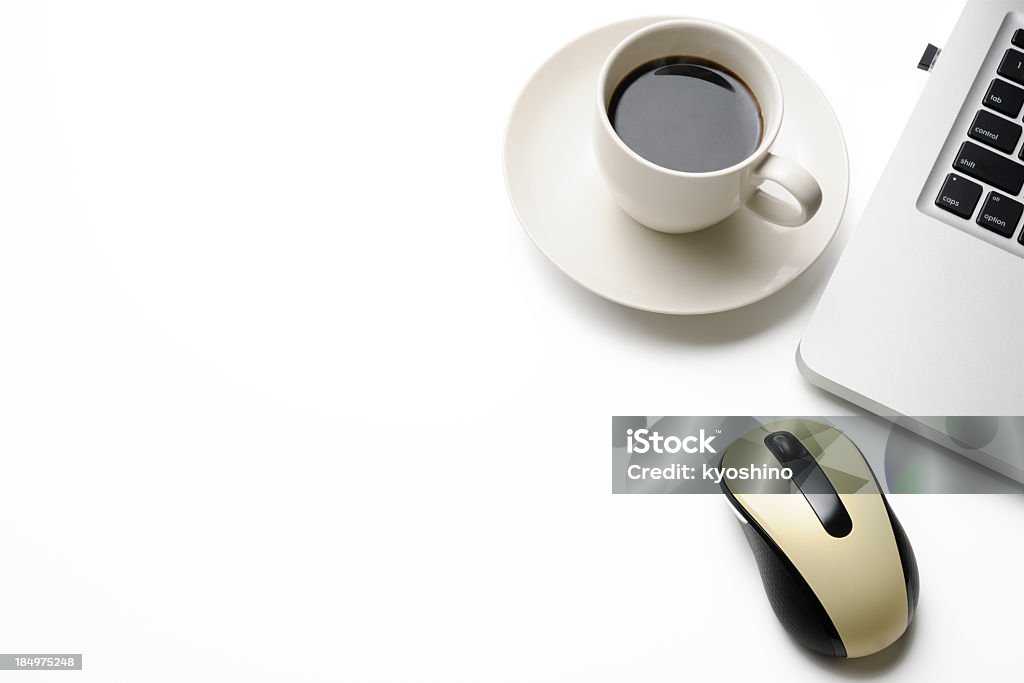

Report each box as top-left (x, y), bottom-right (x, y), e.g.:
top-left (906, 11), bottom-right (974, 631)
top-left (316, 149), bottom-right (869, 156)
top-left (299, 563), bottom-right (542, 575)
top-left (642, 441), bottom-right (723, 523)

top-left (968, 110), bottom-right (1022, 153)
top-left (953, 141), bottom-right (1024, 194)
top-left (977, 191), bottom-right (1023, 237)
top-left (935, 173), bottom-right (982, 219)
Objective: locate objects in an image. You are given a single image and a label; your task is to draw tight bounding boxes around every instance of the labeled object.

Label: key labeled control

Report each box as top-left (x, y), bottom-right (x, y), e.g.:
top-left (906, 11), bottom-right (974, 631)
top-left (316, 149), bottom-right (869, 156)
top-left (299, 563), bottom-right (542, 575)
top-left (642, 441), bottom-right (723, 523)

top-left (977, 191), bottom-right (1023, 237)
top-left (968, 110), bottom-right (1022, 153)
top-left (953, 141), bottom-right (1024, 194)
top-left (983, 78), bottom-right (1024, 117)
top-left (935, 173), bottom-right (983, 218)
top-left (997, 48), bottom-right (1024, 85)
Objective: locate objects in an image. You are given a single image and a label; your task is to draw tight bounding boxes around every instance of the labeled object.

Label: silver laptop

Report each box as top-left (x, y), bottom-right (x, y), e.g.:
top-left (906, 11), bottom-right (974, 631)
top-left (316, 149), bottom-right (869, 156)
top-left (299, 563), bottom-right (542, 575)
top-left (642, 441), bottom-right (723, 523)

top-left (799, 0), bottom-right (1024, 482)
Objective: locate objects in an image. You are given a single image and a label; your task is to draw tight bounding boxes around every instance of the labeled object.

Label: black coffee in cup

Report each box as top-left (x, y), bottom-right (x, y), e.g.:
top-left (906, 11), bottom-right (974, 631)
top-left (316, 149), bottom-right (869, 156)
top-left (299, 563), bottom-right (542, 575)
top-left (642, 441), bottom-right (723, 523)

top-left (608, 57), bottom-right (763, 173)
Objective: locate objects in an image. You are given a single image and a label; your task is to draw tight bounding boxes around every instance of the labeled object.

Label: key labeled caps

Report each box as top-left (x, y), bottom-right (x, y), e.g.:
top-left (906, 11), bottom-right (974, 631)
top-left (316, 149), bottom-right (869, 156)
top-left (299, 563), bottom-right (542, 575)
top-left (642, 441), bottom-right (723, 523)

top-left (953, 141), bottom-right (1024, 194)
top-left (977, 191), bottom-right (1023, 237)
top-left (936, 173), bottom-right (983, 218)
top-left (968, 110), bottom-right (1022, 153)
top-left (983, 78), bottom-right (1024, 117)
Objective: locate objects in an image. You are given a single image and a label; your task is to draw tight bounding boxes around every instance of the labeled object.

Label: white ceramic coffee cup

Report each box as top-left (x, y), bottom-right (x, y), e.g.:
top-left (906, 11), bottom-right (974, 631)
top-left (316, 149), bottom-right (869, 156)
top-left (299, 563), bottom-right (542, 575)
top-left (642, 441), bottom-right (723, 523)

top-left (595, 19), bottom-right (822, 233)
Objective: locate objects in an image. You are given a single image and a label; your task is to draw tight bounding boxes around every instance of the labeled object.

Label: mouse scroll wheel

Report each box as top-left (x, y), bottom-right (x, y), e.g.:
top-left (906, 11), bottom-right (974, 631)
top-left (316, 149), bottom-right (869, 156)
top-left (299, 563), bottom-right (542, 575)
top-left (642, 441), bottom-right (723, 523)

top-left (768, 432), bottom-right (804, 463)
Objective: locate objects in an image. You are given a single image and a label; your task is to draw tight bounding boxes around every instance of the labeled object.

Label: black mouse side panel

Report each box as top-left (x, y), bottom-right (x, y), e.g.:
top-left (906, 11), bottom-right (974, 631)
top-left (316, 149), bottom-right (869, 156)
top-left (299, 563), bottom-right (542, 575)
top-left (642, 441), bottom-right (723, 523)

top-left (739, 522), bottom-right (847, 657)
top-left (882, 497), bottom-right (920, 623)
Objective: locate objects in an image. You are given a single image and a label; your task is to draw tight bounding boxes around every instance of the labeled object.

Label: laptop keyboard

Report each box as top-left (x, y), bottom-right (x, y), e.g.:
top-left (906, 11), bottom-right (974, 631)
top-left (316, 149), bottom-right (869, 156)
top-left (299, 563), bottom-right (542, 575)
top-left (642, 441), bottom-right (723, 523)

top-left (935, 28), bottom-right (1024, 247)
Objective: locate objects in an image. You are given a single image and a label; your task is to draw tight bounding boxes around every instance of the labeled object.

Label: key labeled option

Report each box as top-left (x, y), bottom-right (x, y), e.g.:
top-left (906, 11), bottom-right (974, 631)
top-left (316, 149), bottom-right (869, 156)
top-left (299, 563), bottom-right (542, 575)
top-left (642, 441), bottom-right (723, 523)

top-left (998, 48), bottom-right (1024, 85)
top-left (953, 141), bottom-right (1024, 194)
top-left (968, 110), bottom-right (1022, 153)
top-left (977, 191), bottom-right (1023, 237)
top-left (983, 78), bottom-right (1024, 118)
top-left (935, 173), bottom-right (982, 219)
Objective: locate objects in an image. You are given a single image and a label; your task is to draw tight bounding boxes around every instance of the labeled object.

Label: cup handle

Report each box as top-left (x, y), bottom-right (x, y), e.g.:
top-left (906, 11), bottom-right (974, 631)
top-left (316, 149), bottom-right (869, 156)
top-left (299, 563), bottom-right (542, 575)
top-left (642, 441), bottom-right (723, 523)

top-left (745, 153), bottom-right (823, 227)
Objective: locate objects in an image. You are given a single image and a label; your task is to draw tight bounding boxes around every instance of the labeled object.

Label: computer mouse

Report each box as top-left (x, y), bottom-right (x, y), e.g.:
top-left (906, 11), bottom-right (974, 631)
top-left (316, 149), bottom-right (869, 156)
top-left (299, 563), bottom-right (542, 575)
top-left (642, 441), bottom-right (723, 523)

top-left (718, 419), bottom-right (919, 658)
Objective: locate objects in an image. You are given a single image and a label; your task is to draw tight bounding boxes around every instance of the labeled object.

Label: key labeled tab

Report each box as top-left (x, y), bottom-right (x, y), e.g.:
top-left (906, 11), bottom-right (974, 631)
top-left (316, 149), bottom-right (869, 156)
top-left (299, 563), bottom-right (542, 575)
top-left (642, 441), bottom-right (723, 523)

top-left (953, 141), bottom-right (1024, 194)
top-left (968, 110), bottom-right (1022, 153)
top-left (935, 173), bottom-right (983, 219)
top-left (998, 49), bottom-right (1024, 85)
top-left (977, 191), bottom-right (1023, 237)
top-left (983, 78), bottom-right (1024, 118)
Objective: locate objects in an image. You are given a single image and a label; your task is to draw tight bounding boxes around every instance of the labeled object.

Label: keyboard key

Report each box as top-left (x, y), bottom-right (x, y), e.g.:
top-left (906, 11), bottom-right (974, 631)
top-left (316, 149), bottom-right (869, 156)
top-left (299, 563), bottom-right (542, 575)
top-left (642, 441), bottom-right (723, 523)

top-left (935, 173), bottom-right (982, 218)
top-left (953, 141), bottom-right (1024, 194)
top-left (983, 79), bottom-right (1024, 117)
top-left (968, 110), bottom-right (1022, 153)
top-left (1014, 29), bottom-right (1024, 49)
top-left (976, 191), bottom-right (1023, 237)
top-left (998, 49), bottom-right (1024, 85)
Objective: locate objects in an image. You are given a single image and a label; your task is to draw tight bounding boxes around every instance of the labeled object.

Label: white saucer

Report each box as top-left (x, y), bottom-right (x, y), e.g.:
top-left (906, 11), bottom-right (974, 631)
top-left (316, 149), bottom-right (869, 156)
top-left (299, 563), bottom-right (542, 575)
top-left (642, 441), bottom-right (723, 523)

top-left (503, 17), bottom-right (849, 314)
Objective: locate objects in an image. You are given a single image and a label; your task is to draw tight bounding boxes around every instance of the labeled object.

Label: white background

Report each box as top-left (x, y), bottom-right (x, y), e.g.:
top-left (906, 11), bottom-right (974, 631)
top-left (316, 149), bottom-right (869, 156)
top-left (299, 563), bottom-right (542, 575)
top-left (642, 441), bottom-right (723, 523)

top-left (0, 0), bottom-right (1020, 681)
